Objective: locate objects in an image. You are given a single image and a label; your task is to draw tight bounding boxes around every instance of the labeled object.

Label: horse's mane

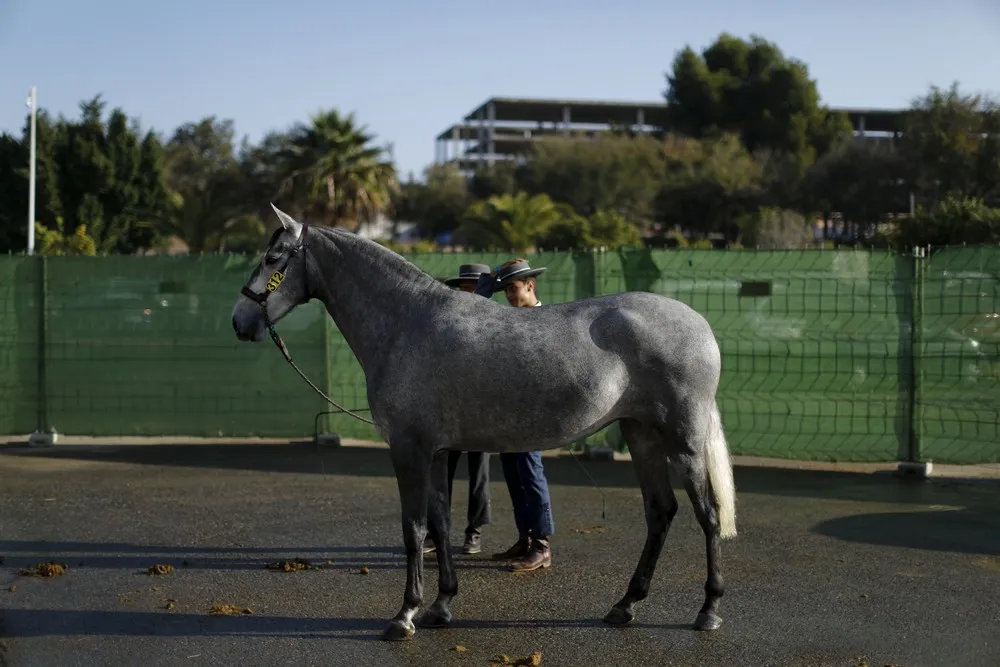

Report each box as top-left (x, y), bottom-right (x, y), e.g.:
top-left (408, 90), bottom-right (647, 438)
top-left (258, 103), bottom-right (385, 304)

top-left (310, 225), bottom-right (451, 296)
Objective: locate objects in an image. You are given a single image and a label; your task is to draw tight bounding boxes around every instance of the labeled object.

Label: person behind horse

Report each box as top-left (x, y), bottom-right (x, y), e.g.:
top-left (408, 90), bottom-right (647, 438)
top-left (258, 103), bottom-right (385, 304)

top-left (423, 263), bottom-right (495, 556)
top-left (485, 258), bottom-right (556, 572)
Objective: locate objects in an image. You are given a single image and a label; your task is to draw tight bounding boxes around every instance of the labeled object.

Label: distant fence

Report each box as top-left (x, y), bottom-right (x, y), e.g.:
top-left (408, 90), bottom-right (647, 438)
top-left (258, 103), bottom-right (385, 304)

top-left (1, 247), bottom-right (998, 464)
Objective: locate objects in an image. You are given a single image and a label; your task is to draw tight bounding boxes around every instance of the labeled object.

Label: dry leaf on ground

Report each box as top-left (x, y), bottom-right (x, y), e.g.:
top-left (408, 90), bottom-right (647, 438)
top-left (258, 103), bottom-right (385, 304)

top-left (573, 526), bottom-right (605, 534)
top-left (492, 652), bottom-right (542, 666)
top-left (265, 559), bottom-right (313, 572)
top-left (19, 562), bottom-right (66, 577)
top-left (147, 564), bottom-right (174, 576)
top-left (359, 566), bottom-right (370, 575)
top-left (209, 604), bottom-right (253, 616)
top-left (450, 645), bottom-right (468, 652)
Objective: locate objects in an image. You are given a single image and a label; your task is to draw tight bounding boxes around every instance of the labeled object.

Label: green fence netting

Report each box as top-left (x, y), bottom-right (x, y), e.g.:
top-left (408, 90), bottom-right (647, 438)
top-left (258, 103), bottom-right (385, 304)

top-left (1, 247), bottom-right (997, 464)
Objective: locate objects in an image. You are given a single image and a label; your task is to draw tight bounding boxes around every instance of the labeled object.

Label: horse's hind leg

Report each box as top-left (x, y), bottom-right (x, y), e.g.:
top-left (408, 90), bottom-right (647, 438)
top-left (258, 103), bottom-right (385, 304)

top-left (681, 455), bottom-right (725, 631)
top-left (603, 419), bottom-right (678, 627)
top-left (417, 449), bottom-right (458, 629)
top-left (678, 400), bottom-right (734, 631)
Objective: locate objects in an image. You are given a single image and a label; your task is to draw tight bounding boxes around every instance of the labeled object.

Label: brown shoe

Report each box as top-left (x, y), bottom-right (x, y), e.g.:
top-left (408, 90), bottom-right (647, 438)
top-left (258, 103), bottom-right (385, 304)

top-left (509, 537), bottom-right (551, 572)
top-left (491, 536), bottom-right (530, 561)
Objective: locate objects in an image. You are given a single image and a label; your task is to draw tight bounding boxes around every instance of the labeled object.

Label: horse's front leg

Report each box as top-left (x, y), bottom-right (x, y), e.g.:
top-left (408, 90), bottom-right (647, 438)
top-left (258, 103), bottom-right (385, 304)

top-left (382, 438), bottom-right (434, 641)
top-left (417, 449), bottom-right (458, 629)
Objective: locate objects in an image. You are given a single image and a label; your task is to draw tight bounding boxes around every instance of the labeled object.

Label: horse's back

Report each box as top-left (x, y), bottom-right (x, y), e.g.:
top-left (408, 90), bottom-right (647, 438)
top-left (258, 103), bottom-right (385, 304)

top-left (562, 291), bottom-right (723, 394)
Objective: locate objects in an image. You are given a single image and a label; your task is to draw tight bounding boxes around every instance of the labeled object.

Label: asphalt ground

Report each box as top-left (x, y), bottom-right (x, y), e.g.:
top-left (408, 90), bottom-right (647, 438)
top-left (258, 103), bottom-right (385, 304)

top-left (1, 440), bottom-right (998, 667)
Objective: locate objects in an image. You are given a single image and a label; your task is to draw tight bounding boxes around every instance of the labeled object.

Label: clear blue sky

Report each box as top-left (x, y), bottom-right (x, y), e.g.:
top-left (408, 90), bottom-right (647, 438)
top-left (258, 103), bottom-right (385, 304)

top-left (2, 0), bottom-right (998, 180)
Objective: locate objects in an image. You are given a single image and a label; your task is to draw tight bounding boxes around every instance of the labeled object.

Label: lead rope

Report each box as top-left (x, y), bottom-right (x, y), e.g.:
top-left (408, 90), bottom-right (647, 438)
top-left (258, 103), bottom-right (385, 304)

top-left (570, 449), bottom-right (607, 520)
top-left (263, 312), bottom-right (375, 426)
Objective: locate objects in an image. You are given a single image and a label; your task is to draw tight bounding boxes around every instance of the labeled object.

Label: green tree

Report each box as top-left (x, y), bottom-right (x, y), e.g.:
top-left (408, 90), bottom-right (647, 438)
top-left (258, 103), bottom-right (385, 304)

top-left (536, 215), bottom-right (589, 250)
top-left (663, 33), bottom-right (852, 166)
top-left (164, 116), bottom-right (238, 193)
top-left (20, 95), bottom-right (174, 254)
top-left (740, 207), bottom-right (815, 249)
top-left (274, 109), bottom-right (399, 230)
top-left (586, 209), bottom-right (643, 247)
top-left (469, 162), bottom-right (518, 200)
top-left (0, 133), bottom-right (28, 252)
top-left (537, 209), bottom-right (644, 250)
top-left (517, 134), bottom-right (665, 224)
top-left (889, 195), bottom-right (1000, 247)
top-left (798, 140), bottom-right (908, 242)
top-left (899, 82), bottom-right (1000, 203)
top-left (656, 134), bottom-right (766, 241)
top-left (457, 192), bottom-right (572, 251)
top-left (0, 109), bottom-right (64, 253)
top-left (392, 163), bottom-right (471, 238)
top-left (236, 130), bottom-right (288, 222)
top-left (152, 171), bottom-right (263, 253)
top-left (158, 116), bottom-right (264, 253)
top-left (34, 217), bottom-right (97, 256)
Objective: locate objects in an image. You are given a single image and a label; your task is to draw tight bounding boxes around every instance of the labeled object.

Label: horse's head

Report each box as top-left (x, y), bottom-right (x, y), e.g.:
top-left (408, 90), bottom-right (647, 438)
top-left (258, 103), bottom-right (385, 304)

top-left (231, 204), bottom-right (312, 342)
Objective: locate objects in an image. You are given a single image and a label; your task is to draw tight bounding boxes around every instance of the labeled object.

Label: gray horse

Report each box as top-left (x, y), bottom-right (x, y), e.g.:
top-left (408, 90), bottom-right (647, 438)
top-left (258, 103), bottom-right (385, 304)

top-left (231, 205), bottom-right (737, 642)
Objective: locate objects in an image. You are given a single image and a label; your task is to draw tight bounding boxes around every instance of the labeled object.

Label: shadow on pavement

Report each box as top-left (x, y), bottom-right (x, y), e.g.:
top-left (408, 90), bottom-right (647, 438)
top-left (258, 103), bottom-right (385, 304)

top-left (0, 609), bottom-right (684, 640)
top-left (812, 507), bottom-right (1000, 556)
top-left (4, 442), bottom-right (999, 508)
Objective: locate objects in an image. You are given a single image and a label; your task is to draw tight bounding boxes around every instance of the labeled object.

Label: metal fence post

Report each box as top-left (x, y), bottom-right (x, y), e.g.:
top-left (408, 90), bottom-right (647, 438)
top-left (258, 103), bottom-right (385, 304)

top-left (898, 246), bottom-right (930, 477)
top-left (28, 255), bottom-right (56, 446)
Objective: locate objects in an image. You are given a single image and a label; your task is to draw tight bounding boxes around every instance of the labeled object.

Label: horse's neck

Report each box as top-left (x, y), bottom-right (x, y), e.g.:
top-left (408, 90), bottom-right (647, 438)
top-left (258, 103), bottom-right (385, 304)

top-left (308, 228), bottom-right (444, 373)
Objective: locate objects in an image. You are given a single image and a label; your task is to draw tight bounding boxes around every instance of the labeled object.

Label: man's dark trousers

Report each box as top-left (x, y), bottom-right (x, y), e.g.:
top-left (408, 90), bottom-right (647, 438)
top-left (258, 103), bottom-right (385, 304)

top-left (447, 450), bottom-right (491, 535)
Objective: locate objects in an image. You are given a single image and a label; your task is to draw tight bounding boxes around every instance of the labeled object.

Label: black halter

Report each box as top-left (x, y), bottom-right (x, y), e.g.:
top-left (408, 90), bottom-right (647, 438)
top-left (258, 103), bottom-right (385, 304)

top-left (240, 223), bottom-right (374, 426)
top-left (240, 225), bottom-right (308, 307)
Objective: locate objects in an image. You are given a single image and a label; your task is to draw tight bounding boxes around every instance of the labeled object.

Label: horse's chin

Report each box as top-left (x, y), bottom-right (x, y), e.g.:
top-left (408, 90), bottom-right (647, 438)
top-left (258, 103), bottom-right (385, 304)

top-left (234, 323), bottom-right (268, 343)
top-left (247, 326), bottom-right (268, 343)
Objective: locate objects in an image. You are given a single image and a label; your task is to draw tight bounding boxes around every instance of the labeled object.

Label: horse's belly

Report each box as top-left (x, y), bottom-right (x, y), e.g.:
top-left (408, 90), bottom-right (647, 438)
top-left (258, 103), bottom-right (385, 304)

top-left (448, 364), bottom-right (628, 453)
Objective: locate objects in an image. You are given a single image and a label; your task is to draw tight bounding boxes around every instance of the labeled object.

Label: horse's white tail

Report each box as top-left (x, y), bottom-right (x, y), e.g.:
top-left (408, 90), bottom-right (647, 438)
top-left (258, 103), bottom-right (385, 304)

top-left (705, 403), bottom-right (737, 540)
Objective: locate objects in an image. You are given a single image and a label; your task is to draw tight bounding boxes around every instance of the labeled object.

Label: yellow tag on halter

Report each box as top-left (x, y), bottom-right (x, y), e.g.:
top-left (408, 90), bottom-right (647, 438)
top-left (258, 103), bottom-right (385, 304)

top-left (265, 271), bottom-right (285, 292)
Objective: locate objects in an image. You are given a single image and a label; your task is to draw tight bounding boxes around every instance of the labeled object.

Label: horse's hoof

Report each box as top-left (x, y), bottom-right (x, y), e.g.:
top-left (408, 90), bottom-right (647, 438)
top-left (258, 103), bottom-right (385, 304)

top-left (381, 619), bottom-right (416, 641)
top-left (603, 606), bottom-right (635, 627)
top-left (693, 612), bottom-right (722, 631)
top-left (417, 606), bottom-right (452, 629)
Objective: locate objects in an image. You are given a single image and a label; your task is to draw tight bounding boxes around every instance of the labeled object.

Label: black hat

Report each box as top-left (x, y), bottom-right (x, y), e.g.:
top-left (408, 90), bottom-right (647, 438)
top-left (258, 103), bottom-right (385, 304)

top-left (443, 263), bottom-right (492, 287)
top-left (493, 259), bottom-right (546, 292)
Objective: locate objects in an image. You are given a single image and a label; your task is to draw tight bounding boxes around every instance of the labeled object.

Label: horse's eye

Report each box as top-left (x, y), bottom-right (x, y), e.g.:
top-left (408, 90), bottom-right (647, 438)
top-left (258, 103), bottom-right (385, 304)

top-left (265, 253), bottom-right (280, 264)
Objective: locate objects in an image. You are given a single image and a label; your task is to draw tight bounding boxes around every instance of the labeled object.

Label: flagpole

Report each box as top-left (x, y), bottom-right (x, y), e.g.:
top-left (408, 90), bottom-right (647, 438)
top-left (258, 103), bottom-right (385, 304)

top-left (27, 86), bottom-right (37, 255)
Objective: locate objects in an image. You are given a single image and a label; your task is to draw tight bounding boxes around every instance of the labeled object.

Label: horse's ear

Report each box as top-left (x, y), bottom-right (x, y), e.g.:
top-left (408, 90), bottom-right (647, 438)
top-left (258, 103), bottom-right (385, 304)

top-left (270, 203), bottom-right (303, 240)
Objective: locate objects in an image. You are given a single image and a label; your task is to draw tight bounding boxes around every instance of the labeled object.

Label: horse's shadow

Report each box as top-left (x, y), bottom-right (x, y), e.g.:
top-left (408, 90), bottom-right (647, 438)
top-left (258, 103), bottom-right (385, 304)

top-left (0, 608), bottom-right (687, 641)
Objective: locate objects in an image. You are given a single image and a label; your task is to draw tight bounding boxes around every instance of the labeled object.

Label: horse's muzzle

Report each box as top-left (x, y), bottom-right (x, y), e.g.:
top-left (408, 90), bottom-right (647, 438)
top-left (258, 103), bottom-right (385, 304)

top-left (232, 307), bottom-right (267, 343)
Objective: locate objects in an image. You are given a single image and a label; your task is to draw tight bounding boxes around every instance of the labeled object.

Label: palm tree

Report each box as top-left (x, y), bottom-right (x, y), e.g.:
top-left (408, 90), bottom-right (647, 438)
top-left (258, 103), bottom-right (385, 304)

top-left (457, 192), bottom-right (572, 251)
top-left (274, 109), bottom-right (398, 230)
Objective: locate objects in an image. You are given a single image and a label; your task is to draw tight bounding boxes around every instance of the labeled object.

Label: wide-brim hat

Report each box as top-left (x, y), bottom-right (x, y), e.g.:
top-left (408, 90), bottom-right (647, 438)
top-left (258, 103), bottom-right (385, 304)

top-left (443, 263), bottom-right (492, 287)
top-left (493, 260), bottom-right (546, 292)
